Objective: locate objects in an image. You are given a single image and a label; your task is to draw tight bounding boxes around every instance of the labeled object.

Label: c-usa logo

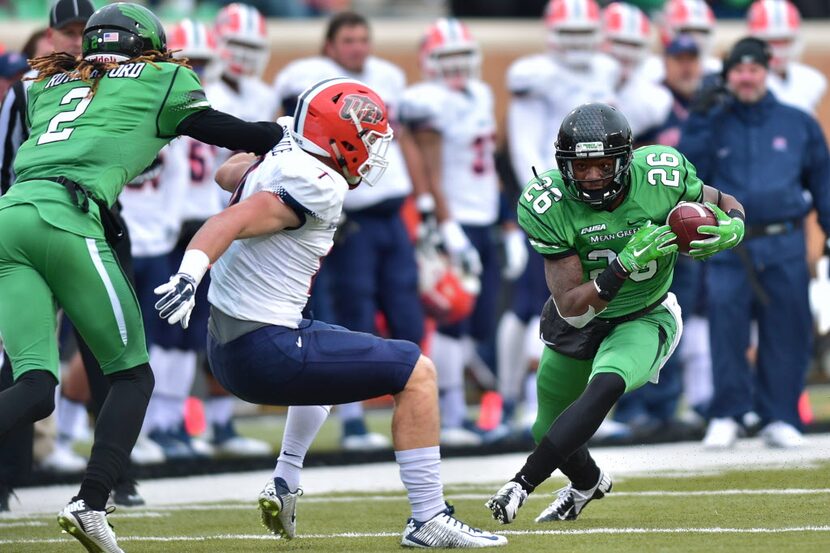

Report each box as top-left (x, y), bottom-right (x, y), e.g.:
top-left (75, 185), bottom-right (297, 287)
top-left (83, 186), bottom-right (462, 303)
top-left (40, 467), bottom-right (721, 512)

top-left (340, 94), bottom-right (383, 125)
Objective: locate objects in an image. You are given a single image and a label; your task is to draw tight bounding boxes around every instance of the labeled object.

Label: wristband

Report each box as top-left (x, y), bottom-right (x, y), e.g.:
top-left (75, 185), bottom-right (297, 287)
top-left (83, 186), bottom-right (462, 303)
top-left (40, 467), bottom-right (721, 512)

top-left (593, 258), bottom-right (629, 302)
top-left (178, 249), bottom-right (211, 287)
top-left (726, 208), bottom-right (745, 222)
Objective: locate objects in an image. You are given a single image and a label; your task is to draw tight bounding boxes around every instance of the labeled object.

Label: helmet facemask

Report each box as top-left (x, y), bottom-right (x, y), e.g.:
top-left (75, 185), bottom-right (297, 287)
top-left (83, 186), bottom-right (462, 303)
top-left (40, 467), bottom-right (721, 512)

top-left (557, 149), bottom-right (632, 209)
top-left (331, 107), bottom-right (393, 187)
top-left (426, 46), bottom-right (481, 89)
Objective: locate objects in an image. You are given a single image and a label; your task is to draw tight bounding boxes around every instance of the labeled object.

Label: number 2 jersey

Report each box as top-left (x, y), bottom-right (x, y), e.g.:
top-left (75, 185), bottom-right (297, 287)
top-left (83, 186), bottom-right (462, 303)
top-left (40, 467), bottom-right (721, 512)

top-left (1, 62), bottom-right (209, 239)
top-left (518, 145), bottom-right (703, 319)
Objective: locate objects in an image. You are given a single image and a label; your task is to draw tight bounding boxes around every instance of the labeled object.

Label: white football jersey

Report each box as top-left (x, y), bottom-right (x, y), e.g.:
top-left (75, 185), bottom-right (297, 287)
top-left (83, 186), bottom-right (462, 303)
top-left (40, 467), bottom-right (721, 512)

top-left (400, 80), bottom-right (499, 226)
top-left (119, 139), bottom-right (189, 257)
top-left (614, 72), bottom-right (673, 139)
top-left (273, 56), bottom-right (412, 211)
top-left (506, 53), bottom-right (620, 186)
top-left (767, 62), bottom-right (827, 114)
top-left (178, 136), bottom-right (225, 221)
top-left (208, 117), bottom-right (347, 328)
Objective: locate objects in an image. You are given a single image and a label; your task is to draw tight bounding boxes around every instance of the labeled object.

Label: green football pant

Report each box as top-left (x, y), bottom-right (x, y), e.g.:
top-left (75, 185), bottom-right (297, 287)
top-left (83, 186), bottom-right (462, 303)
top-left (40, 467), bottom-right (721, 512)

top-left (531, 294), bottom-right (682, 443)
top-left (0, 204), bottom-right (148, 380)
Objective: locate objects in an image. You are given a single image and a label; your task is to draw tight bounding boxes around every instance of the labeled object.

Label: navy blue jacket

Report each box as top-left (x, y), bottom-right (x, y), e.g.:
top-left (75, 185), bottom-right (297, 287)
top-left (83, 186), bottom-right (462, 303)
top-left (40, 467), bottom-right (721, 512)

top-left (679, 91), bottom-right (830, 234)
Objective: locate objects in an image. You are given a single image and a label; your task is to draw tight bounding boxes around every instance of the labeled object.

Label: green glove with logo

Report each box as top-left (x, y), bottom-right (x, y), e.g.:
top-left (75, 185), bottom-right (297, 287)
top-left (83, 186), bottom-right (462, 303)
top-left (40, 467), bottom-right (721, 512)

top-left (689, 202), bottom-right (745, 260)
top-left (617, 223), bottom-right (678, 273)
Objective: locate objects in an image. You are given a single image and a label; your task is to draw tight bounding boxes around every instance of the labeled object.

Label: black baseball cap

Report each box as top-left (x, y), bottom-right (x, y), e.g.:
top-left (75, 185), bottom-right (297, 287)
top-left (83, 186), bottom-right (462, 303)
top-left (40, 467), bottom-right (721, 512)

top-left (49, 0), bottom-right (96, 30)
top-left (665, 34), bottom-right (699, 57)
top-left (723, 37), bottom-right (771, 75)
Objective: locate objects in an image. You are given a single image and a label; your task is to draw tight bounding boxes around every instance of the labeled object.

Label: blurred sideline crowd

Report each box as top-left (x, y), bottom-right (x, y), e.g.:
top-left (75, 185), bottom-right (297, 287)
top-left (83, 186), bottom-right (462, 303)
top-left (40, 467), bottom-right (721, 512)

top-left (1, 0), bottom-right (829, 509)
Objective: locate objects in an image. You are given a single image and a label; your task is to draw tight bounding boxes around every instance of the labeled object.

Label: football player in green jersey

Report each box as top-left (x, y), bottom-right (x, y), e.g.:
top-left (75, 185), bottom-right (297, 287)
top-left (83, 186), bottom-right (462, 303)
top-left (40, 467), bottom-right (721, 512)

top-left (0, 3), bottom-right (282, 551)
top-left (486, 102), bottom-right (745, 525)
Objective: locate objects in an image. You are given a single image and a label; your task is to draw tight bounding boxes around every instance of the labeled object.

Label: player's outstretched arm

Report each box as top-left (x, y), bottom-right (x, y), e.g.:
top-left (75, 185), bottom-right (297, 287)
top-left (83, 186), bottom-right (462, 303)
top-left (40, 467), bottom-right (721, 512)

top-left (155, 192), bottom-right (301, 328)
top-left (177, 109), bottom-right (283, 155)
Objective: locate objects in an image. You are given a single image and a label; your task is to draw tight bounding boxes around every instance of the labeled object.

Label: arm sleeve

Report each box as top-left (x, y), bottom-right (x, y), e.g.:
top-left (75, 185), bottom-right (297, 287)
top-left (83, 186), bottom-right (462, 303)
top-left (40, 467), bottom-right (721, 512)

top-left (157, 66), bottom-right (212, 137)
top-left (176, 109), bottom-right (283, 156)
top-left (802, 116), bottom-right (830, 235)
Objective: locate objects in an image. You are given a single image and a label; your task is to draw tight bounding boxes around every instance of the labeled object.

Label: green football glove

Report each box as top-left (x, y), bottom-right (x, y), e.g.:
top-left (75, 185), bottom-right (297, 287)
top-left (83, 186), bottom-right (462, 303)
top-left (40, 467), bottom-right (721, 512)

top-left (689, 202), bottom-right (745, 260)
top-left (617, 223), bottom-right (678, 273)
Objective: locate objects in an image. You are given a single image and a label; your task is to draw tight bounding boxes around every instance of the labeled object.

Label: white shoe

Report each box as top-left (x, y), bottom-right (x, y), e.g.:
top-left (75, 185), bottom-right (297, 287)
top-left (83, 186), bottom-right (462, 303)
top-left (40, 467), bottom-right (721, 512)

top-left (760, 421), bottom-right (804, 449)
top-left (214, 435), bottom-right (272, 456)
top-left (440, 427), bottom-right (482, 447)
top-left (189, 436), bottom-right (216, 457)
top-left (401, 507), bottom-right (507, 548)
top-left (702, 417), bottom-right (743, 449)
top-left (130, 435), bottom-right (165, 465)
top-left (57, 499), bottom-right (124, 553)
top-left (535, 471), bottom-right (613, 522)
top-left (341, 431), bottom-right (391, 451)
top-left (593, 418), bottom-right (631, 441)
top-left (258, 477), bottom-right (301, 539)
top-left (41, 441), bottom-right (87, 473)
top-left (486, 481), bottom-right (528, 524)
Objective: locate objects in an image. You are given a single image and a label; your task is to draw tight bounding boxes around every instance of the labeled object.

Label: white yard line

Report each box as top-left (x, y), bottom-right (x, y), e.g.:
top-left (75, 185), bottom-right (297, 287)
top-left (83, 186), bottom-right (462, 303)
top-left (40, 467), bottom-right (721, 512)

top-left (2, 526), bottom-right (830, 547)
top-left (3, 434), bottom-right (829, 517)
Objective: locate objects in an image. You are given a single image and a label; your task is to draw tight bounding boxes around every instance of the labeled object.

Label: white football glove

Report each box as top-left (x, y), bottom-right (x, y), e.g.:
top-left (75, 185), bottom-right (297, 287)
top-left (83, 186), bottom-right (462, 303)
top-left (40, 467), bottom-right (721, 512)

top-left (154, 250), bottom-right (210, 329)
top-left (440, 220), bottom-right (482, 276)
top-left (502, 228), bottom-right (528, 280)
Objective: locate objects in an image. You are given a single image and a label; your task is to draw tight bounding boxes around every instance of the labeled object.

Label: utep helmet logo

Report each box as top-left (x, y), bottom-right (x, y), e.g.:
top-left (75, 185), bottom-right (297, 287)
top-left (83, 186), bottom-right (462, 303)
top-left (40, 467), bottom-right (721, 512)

top-left (340, 94), bottom-right (383, 125)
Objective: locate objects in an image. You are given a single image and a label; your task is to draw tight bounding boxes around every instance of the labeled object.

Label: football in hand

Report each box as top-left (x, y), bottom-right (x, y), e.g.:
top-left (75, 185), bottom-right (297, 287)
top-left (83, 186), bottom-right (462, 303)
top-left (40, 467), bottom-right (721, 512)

top-left (666, 202), bottom-right (718, 254)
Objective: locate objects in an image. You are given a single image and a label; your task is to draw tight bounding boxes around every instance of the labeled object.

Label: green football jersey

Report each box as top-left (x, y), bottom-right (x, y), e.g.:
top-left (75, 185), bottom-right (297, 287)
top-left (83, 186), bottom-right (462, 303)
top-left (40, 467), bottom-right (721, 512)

top-left (0, 62), bottom-right (209, 238)
top-left (518, 145), bottom-right (704, 318)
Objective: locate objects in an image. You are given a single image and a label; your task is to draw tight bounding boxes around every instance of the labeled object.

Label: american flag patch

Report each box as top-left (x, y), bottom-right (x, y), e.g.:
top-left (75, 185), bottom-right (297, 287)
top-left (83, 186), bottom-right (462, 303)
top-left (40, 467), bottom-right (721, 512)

top-left (103, 32), bottom-right (119, 42)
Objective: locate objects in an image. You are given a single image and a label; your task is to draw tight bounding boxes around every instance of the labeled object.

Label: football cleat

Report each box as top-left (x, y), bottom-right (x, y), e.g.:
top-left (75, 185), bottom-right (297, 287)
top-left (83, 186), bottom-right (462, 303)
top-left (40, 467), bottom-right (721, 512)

top-left (486, 481), bottom-right (528, 524)
top-left (57, 499), bottom-right (124, 553)
top-left (401, 506), bottom-right (507, 548)
top-left (109, 479), bottom-right (145, 508)
top-left (258, 477), bottom-right (302, 539)
top-left (535, 471), bottom-right (612, 522)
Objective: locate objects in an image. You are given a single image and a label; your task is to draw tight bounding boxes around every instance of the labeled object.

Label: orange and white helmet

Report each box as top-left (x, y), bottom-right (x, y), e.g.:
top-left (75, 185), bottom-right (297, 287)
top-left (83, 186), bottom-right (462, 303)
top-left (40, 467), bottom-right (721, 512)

top-left (214, 2), bottom-right (269, 79)
top-left (168, 19), bottom-right (222, 83)
top-left (747, 0), bottom-right (802, 72)
top-left (419, 18), bottom-right (481, 89)
top-left (544, 0), bottom-right (602, 67)
top-left (660, 0), bottom-right (715, 55)
top-left (602, 2), bottom-right (652, 67)
top-left (416, 241), bottom-right (478, 325)
top-left (291, 78), bottom-right (393, 188)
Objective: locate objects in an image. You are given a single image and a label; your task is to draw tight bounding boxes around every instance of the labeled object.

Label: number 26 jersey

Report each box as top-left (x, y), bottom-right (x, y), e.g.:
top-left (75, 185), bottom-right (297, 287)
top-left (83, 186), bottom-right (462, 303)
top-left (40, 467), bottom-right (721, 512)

top-left (518, 145), bottom-right (703, 318)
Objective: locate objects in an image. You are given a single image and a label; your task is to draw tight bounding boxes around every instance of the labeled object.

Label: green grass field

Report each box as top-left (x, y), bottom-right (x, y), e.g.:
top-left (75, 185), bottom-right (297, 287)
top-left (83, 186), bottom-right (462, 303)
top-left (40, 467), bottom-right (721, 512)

top-left (3, 462), bottom-right (828, 552)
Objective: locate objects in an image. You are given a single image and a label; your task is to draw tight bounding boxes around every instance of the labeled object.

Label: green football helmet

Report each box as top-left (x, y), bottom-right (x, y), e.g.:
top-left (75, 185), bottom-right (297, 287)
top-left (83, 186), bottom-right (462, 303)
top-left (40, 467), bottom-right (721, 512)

top-left (82, 3), bottom-right (167, 62)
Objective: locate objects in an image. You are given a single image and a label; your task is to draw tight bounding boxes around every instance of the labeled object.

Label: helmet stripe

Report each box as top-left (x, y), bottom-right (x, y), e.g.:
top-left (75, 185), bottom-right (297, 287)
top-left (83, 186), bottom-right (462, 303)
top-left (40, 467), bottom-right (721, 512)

top-left (293, 77), bottom-right (366, 135)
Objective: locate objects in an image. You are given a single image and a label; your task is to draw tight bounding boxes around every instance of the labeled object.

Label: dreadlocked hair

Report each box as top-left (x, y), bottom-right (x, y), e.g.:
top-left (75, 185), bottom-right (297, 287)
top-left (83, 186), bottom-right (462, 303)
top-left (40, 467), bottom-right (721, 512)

top-left (28, 50), bottom-right (191, 95)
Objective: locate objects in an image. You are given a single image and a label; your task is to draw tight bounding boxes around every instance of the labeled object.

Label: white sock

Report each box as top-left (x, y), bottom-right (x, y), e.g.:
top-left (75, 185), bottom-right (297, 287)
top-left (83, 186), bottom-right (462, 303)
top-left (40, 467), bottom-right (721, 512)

top-left (431, 333), bottom-right (466, 429)
top-left (395, 446), bottom-right (445, 522)
top-left (496, 311), bottom-right (528, 403)
top-left (57, 396), bottom-right (87, 441)
top-left (205, 396), bottom-right (235, 426)
top-left (337, 401), bottom-right (364, 423)
top-left (522, 372), bottom-right (538, 427)
top-left (275, 405), bottom-right (331, 491)
top-left (158, 395), bottom-right (185, 433)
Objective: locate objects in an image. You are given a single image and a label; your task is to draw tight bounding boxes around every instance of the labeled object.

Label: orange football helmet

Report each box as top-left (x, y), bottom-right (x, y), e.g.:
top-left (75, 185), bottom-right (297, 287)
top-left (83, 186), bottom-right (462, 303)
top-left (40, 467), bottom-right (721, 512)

top-left (419, 18), bottom-right (481, 89)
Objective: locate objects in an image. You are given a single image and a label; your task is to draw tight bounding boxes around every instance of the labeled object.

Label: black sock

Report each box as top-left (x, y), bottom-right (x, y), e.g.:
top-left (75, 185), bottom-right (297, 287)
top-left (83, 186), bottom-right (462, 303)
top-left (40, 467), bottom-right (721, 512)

top-left (511, 436), bottom-right (565, 493)
top-left (78, 364), bottom-right (153, 511)
top-left (559, 445), bottom-right (600, 491)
